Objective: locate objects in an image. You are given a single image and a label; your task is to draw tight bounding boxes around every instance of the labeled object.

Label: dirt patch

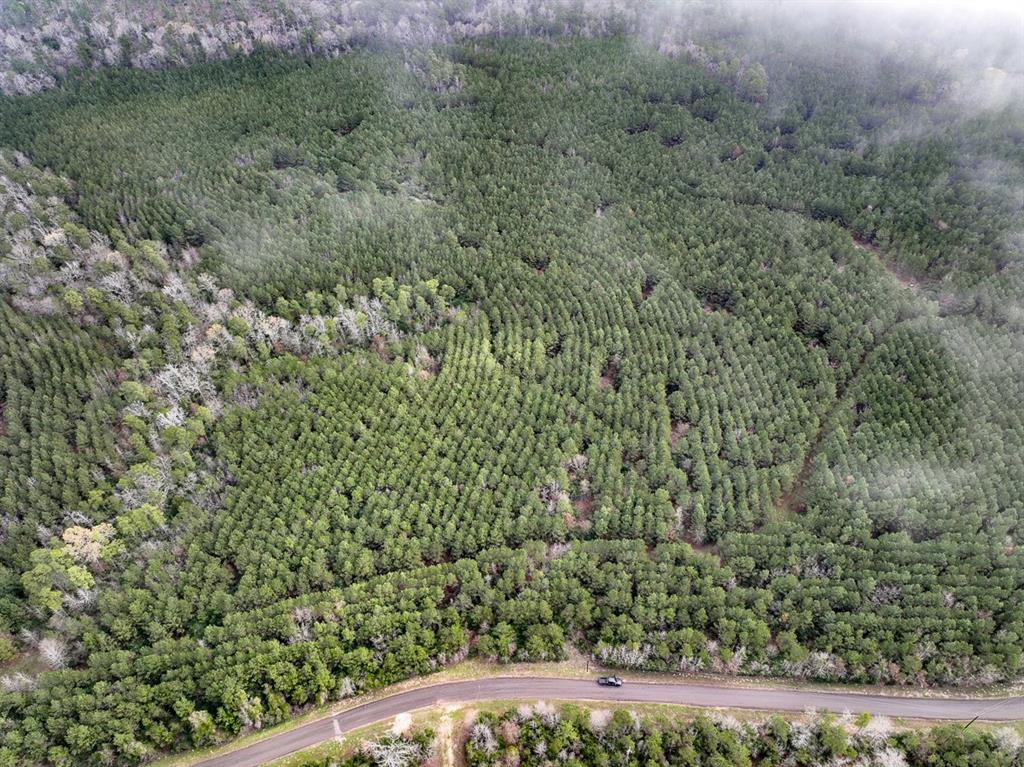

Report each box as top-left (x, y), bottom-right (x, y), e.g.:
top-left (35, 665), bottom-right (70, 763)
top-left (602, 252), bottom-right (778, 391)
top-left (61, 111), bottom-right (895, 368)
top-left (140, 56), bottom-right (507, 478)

top-left (774, 490), bottom-right (803, 518)
top-left (566, 497), bottom-right (594, 531)
top-left (670, 420), bottom-right (691, 447)
top-left (598, 356), bottom-right (621, 391)
top-left (883, 263), bottom-right (920, 291)
top-left (414, 347), bottom-right (442, 379)
top-left (370, 335), bottom-right (393, 362)
top-left (853, 236), bottom-right (920, 290)
top-left (852, 235), bottom-right (883, 255)
top-left (436, 704), bottom-right (456, 765)
top-left (391, 712), bottom-right (412, 736)
top-left (686, 540), bottom-right (723, 563)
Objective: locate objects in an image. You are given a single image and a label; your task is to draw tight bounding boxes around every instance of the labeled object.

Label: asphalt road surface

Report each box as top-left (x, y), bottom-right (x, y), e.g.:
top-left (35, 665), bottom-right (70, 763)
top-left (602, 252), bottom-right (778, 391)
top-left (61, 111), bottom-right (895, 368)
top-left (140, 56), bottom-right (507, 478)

top-left (195, 676), bottom-right (1024, 767)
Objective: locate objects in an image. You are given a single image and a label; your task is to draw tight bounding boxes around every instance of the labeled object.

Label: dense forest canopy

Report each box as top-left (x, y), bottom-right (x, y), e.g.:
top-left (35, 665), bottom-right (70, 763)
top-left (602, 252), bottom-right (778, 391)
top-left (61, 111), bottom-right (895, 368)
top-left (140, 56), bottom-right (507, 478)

top-left (0, 1), bottom-right (1022, 765)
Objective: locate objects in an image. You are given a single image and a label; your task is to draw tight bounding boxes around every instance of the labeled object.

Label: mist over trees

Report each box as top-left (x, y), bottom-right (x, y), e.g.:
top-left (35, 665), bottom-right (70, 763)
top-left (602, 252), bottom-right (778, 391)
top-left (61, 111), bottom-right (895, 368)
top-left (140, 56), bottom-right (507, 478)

top-left (0, 1), bottom-right (1021, 765)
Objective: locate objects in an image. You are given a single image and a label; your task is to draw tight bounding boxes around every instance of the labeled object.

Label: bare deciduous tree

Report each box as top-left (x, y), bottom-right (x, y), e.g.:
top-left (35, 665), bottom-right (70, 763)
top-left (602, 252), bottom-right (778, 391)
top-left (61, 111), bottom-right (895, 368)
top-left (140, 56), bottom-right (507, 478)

top-left (38, 636), bottom-right (67, 669)
top-left (363, 737), bottom-right (427, 767)
top-left (469, 721), bottom-right (498, 754)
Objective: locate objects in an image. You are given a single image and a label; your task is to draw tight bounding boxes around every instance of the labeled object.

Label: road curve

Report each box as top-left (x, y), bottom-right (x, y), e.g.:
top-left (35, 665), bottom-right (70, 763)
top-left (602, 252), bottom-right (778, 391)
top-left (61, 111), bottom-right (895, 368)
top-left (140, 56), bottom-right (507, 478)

top-left (195, 677), bottom-right (1024, 767)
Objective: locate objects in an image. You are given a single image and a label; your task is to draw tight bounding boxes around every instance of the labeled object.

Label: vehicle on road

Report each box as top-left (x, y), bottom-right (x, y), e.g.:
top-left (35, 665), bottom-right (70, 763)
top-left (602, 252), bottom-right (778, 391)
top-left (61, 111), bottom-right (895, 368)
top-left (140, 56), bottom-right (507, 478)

top-left (597, 676), bottom-right (623, 687)
top-left (191, 677), bottom-right (1024, 766)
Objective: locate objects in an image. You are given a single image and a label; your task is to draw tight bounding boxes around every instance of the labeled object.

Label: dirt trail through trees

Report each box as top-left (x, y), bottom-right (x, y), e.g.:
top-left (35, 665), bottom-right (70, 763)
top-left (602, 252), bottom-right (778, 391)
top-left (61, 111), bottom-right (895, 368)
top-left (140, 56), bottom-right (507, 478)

top-left (777, 232), bottom-right (920, 516)
top-left (777, 327), bottom-right (893, 516)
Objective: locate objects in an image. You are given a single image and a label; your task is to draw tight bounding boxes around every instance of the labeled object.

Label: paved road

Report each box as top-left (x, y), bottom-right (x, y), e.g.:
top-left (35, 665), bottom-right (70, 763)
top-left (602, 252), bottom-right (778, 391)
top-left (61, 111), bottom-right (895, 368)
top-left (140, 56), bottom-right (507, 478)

top-left (195, 677), bottom-right (1024, 767)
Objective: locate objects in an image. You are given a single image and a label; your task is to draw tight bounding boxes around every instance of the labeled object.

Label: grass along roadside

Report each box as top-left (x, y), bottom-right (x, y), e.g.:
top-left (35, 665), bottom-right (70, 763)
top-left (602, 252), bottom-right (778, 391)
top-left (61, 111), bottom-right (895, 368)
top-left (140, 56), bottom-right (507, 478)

top-left (152, 655), bottom-right (1024, 767)
top-left (148, 660), bottom-right (592, 767)
top-left (266, 699), bottom-right (1024, 767)
top-left (263, 710), bottom-right (447, 767)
